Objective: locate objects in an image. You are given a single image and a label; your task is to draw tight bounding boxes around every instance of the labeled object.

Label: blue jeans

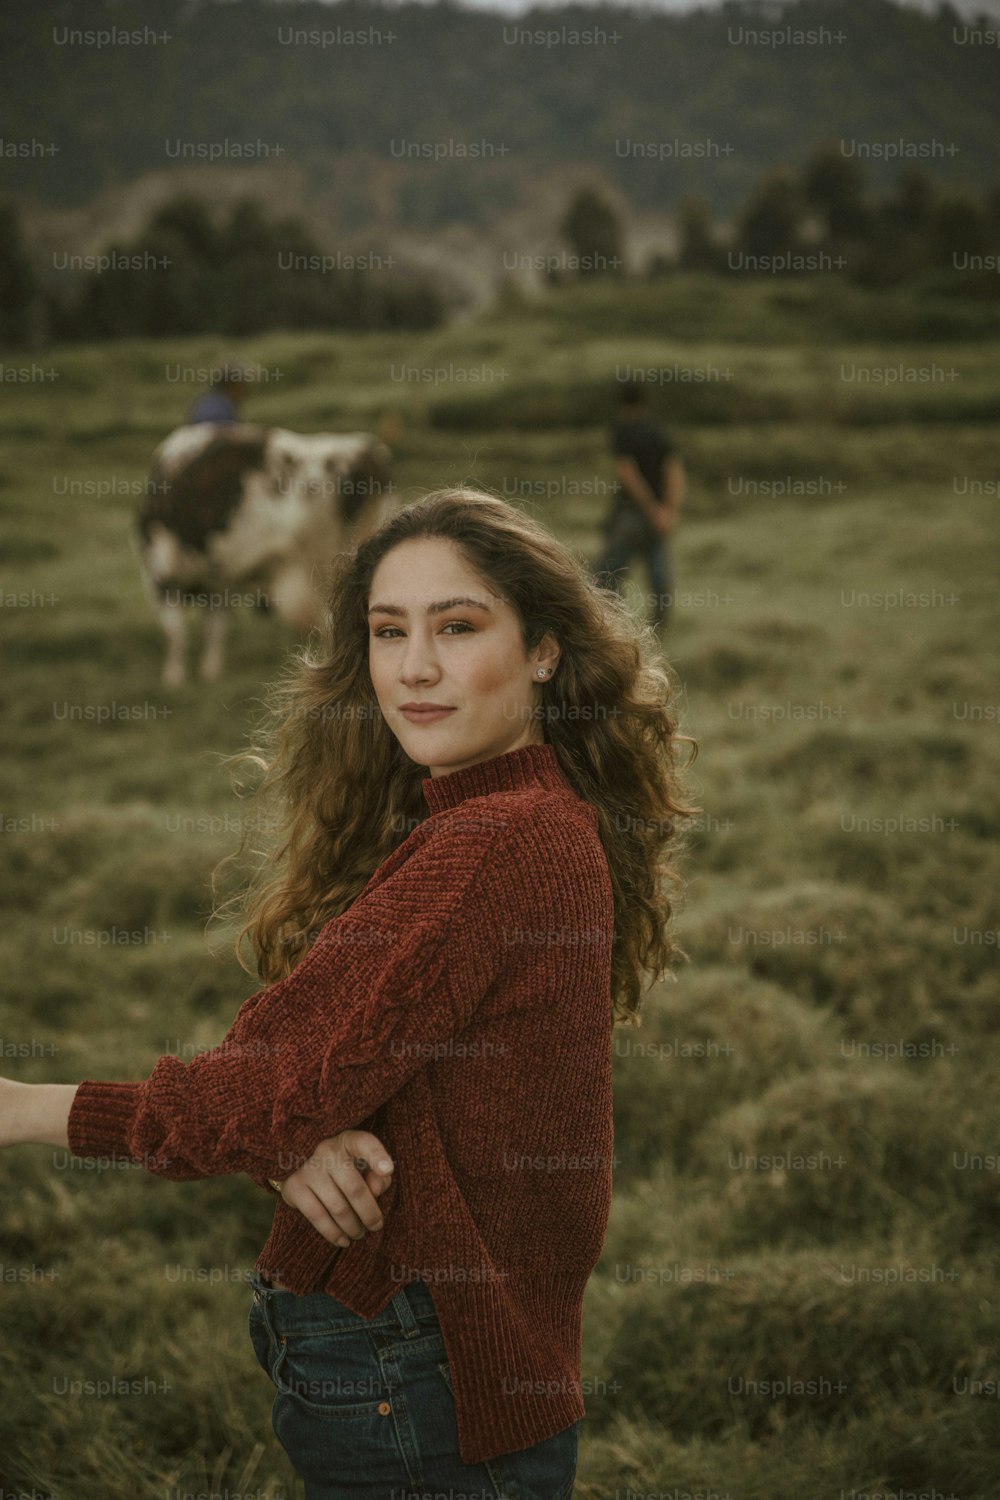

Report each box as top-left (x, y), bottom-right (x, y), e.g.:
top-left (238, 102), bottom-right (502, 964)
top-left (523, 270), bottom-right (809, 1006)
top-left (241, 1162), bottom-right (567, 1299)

top-left (593, 512), bottom-right (675, 630)
top-left (247, 1269), bottom-right (580, 1499)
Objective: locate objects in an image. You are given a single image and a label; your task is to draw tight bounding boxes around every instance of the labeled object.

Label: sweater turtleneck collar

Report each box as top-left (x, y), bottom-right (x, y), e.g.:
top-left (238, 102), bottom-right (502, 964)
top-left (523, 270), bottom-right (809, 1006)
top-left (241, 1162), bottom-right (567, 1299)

top-left (421, 741), bottom-right (570, 815)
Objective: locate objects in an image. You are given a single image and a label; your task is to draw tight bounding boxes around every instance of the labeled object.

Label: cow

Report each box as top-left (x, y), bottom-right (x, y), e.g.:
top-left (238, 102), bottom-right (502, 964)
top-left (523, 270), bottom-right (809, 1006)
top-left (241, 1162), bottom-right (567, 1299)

top-left (138, 422), bottom-right (396, 685)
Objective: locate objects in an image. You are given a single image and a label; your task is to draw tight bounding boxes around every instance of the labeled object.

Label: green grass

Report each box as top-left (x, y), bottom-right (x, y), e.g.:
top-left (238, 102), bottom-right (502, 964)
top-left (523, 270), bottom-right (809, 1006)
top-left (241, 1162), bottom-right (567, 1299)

top-left (1, 277), bottom-right (998, 1499)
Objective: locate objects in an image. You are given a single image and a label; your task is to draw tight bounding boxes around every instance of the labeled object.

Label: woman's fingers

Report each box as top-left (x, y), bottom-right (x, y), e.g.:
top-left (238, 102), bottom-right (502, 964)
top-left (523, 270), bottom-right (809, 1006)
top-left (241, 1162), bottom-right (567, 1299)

top-left (278, 1130), bottom-right (395, 1245)
top-left (280, 1181), bottom-right (353, 1248)
top-left (339, 1129), bottom-right (394, 1177)
top-left (313, 1130), bottom-right (394, 1234)
top-left (334, 1162), bottom-right (387, 1235)
top-left (307, 1131), bottom-right (393, 1187)
top-left (286, 1167), bottom-right (371, 1241)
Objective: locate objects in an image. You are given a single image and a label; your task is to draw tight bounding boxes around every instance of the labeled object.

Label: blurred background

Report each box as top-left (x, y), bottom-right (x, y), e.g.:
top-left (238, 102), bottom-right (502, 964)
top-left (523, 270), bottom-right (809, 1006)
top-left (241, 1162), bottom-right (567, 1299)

top-left (1, 1), bottom-right (999, 1497)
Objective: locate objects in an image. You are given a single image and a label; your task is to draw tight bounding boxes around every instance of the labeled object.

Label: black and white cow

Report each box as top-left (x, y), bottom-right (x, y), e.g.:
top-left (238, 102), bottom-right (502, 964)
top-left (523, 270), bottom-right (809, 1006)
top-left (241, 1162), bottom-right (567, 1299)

top-left (138, 423), bottom-right (395, 684)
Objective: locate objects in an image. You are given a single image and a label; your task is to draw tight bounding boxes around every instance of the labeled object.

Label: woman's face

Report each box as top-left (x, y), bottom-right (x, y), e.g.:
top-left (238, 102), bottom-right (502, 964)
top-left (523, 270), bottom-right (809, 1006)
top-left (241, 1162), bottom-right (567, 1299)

top-left (367, 536), bottom-right (560, 777)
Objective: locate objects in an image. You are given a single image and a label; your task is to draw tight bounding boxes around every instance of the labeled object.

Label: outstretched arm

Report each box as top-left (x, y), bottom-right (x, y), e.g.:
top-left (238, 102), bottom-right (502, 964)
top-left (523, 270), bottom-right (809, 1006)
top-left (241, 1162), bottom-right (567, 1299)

top-left (0, 1078), bottom-right (77, 1148)
top-left (0, 1075), bottom-right (396, 1250)
top-left (0, 1078), bottom-right (395, 1248)
top-left (11, 814), bottom-right (519, 1192)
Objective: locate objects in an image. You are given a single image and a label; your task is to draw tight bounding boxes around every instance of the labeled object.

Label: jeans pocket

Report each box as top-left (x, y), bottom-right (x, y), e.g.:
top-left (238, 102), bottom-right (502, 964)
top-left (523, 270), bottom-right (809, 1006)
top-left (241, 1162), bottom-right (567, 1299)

top-left (272, 1329), bottom-right (388, 1415)
top-left (269, 1328), bottom-right (412, 1488)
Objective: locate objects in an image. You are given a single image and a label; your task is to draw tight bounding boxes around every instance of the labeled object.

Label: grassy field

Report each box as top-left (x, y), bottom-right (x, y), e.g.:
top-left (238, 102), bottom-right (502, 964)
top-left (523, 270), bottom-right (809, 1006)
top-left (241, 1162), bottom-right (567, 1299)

top-left (1, 273), bottom-right (998, 1500)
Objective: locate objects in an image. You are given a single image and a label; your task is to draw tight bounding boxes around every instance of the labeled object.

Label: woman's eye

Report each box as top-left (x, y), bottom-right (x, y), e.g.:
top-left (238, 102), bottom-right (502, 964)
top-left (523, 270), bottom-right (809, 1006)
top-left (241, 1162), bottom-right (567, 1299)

top-left (373, 621), bottom-right (474, 639)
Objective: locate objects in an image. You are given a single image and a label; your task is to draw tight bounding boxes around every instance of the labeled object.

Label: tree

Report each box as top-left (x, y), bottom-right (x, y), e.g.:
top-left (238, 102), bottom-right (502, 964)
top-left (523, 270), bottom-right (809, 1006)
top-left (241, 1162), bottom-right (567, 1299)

top-left (884, 170), bottom-right (937, 236)
top-left (928, 191), bottom-right (992, 267)
top-left (0, 200), bottom-right (39, 346)
top-left (57, 193), bottom-right (446, 339)
top-left (148, 196), bottom-right (220, 263)
top-left (559, 188), bottom-right (624, 278)
top-left (803, 142), bottom-right (873, 242)
top-left (676, 195), bottom-right (721, 271)
top-left (734, 168), bottom-right (806, 262)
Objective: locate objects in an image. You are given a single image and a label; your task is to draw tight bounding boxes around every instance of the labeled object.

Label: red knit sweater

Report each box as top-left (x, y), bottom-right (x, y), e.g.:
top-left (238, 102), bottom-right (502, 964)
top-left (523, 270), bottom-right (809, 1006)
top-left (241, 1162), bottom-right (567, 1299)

top-left (66, 741), bottom-right (616, 1464)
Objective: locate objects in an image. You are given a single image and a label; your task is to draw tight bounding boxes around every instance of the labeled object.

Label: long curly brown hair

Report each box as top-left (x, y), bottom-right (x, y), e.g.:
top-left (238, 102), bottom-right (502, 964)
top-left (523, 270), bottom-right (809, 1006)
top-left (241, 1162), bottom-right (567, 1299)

top-left (219, 487), bottom-right (700, 1028)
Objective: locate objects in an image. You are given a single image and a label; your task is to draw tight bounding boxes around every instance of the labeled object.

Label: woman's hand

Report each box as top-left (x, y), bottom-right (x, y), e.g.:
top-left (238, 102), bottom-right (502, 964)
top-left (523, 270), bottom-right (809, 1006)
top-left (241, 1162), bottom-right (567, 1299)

top-left (651, 504), bottom-right (676, 537)
top-left (273, 1129), bottom-right (395, 1248)
top-left (0, 1078), bottom-right (78, 1149)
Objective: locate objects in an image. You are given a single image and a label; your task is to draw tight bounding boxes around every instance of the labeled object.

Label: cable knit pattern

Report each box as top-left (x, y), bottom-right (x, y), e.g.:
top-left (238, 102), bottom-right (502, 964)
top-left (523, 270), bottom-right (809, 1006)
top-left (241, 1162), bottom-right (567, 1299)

top-left (66, 741), bottom-right (616, 1464)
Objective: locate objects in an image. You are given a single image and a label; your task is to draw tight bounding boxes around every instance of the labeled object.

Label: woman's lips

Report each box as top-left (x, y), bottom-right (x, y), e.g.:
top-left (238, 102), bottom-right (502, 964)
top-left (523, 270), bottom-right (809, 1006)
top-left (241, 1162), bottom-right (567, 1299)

top-left (400, 706), bottom-right (456, 723)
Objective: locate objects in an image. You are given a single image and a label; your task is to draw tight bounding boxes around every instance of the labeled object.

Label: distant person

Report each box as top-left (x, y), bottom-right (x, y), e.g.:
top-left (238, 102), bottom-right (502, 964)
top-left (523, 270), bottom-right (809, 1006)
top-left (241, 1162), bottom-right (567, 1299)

top-left (594, 382), bottom-right (686, 632)
top-left (186, 358), bottom-right (250, 424)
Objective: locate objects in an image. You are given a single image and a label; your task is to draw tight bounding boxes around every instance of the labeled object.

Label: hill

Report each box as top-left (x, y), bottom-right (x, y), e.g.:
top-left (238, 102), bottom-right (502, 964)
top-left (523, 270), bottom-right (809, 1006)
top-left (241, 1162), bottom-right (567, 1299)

top-left (1, 0), bottom-right (998, 231)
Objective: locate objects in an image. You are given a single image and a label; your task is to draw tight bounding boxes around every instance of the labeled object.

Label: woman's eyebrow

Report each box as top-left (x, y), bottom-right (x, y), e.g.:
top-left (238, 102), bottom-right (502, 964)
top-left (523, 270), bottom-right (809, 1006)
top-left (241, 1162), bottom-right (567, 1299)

top-left (367, 596), bottom-right (494, 618)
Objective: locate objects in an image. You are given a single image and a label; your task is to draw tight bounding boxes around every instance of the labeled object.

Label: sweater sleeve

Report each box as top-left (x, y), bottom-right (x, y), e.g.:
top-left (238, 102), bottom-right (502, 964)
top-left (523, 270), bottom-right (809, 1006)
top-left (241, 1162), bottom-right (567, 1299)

top-left (66, 809), bottom-right (518, 1182)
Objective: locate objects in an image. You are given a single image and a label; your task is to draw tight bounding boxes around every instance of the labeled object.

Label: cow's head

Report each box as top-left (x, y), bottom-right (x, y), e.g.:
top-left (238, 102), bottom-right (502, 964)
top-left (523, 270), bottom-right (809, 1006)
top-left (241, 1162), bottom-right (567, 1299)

top-left (264, 429), bottom-right (372, 511)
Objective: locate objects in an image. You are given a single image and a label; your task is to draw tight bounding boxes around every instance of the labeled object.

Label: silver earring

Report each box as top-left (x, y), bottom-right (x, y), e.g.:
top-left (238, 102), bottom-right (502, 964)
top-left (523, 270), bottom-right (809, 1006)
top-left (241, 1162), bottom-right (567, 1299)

top-left (537, 668), bottom-right (549, 678)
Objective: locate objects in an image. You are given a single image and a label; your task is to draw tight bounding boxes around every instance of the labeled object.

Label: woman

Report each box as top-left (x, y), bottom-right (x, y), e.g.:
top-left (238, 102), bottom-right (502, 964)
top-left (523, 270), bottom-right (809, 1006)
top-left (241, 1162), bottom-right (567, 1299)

top-left (1, 488), bottom-right (697, 1499)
